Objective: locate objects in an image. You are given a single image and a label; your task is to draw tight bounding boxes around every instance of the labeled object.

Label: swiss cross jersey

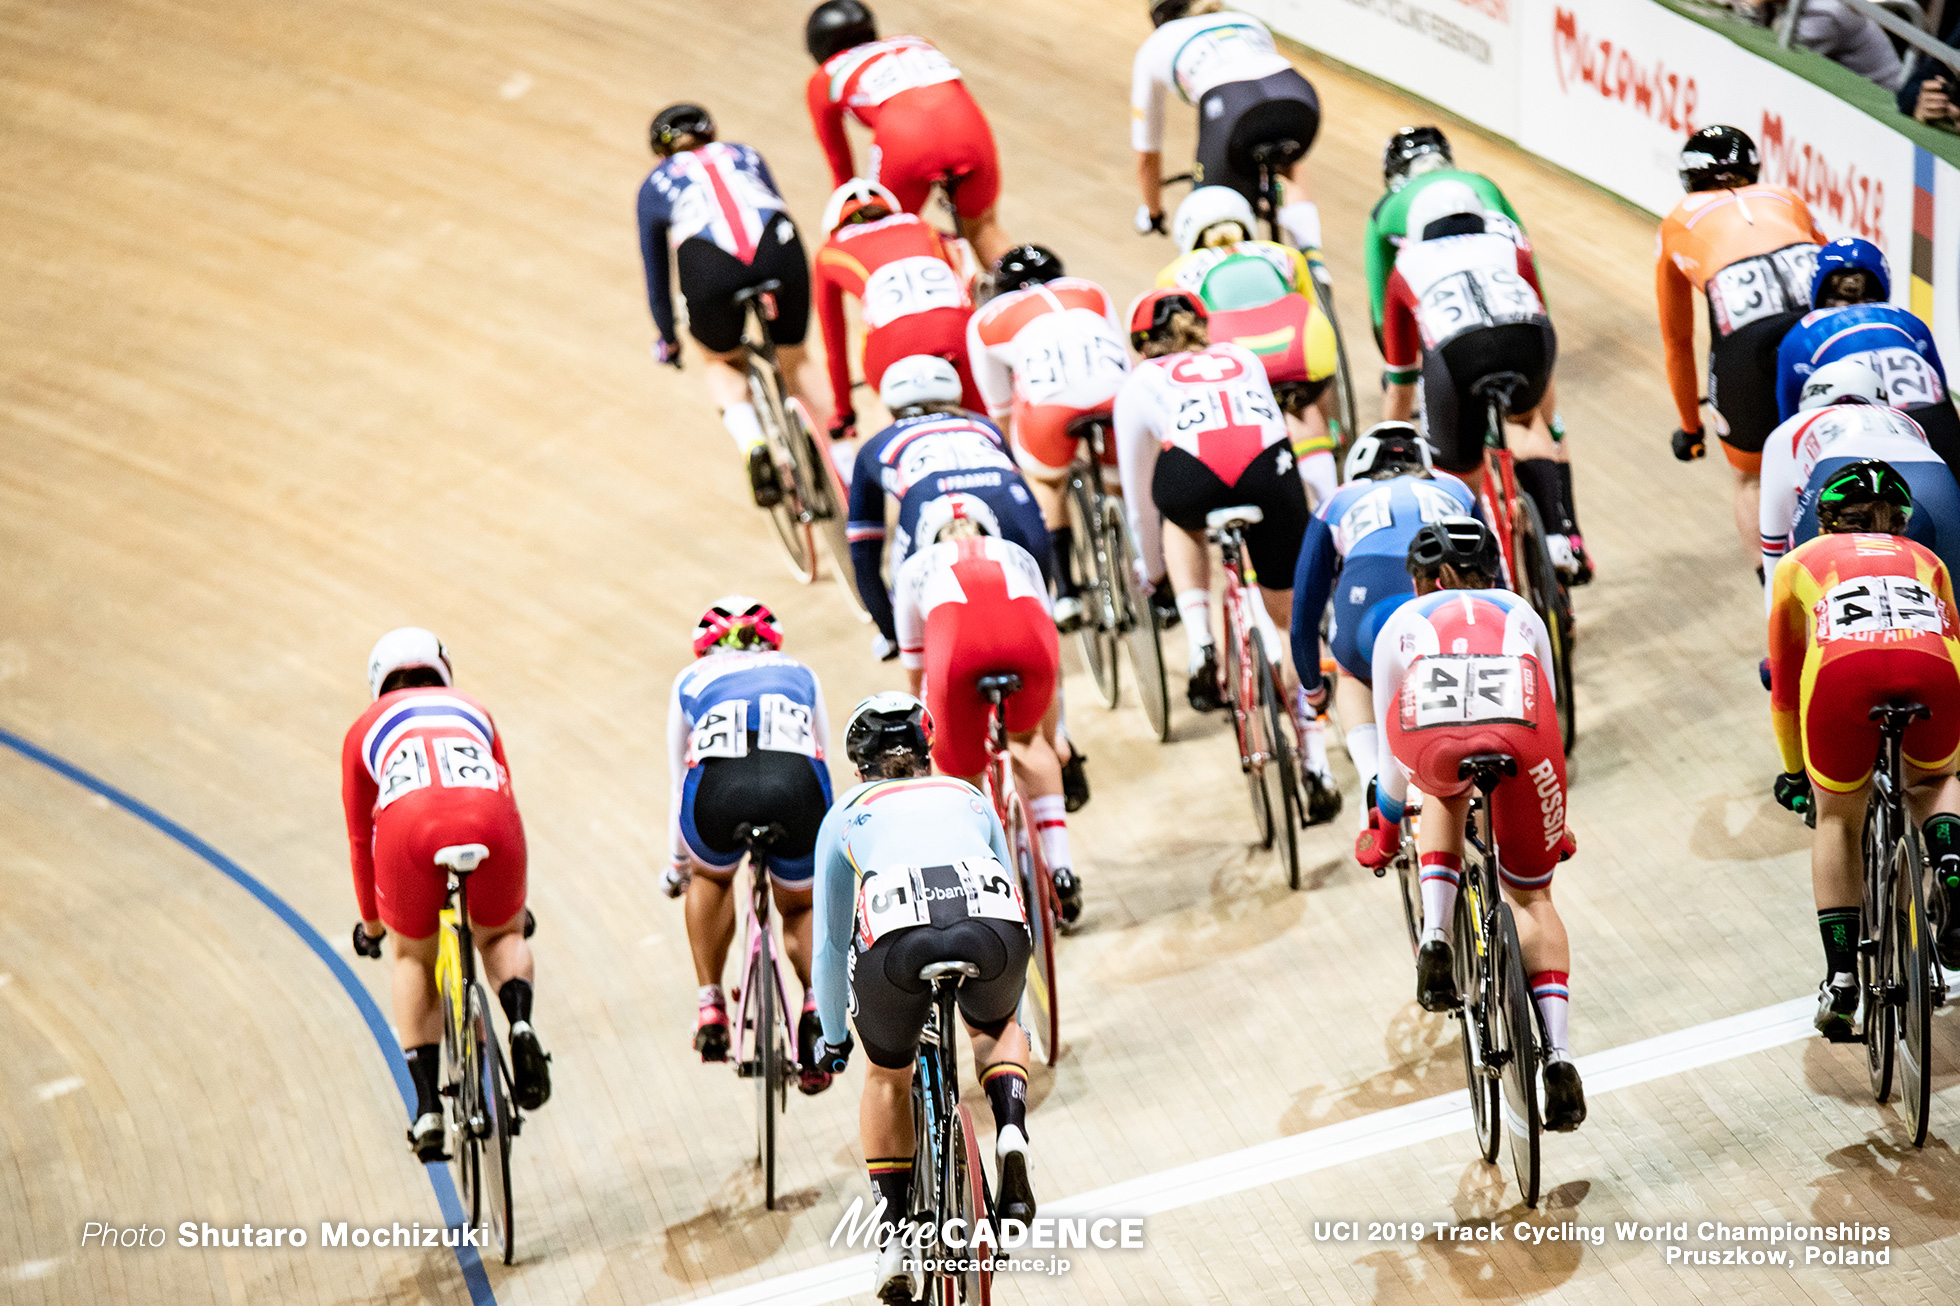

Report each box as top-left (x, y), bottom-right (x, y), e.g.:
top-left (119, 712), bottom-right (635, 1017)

top-left (1775, 303), bottom-right (1949, 422)
top-left (1130, 12), bottom-right (1291, 153)
top-left (665, 650), bottom-right (830, 861)
top-left (815, 213), bottom-right (971, 416)
top-left (636, 142), bottom-right (792, 342)
top-left (1370, 589), bottom-right (1556, 811)
top-left (1768, 532), bottom-right (1960, 775)
top-left (965, 279), bottom-right (1129, 421)
top-left (893, 535), bottom-right (1050, 671)
top-left (1382, 231), bottom-right (1546, 376)
top-left (807, 36), bottom-right (974, 183)
top-left (340, 688), bottom-right (515, 921)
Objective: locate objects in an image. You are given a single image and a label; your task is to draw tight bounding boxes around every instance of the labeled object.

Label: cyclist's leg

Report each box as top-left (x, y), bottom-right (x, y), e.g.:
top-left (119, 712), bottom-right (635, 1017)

top-left (1153, 447), bottom-right (1223, 675)
top-left (1011, 404), bottom-right (1079, 599)
top-left (853, 930), bottom-right (933, 1243)
top-left (943, 917), bottom-right (1035, 1215)
top-left (1709, 311), bottom-right (1802, 564)
top-left (1242, 443), bottom-right (1311, 695)
top-left (1420, 342), bottom-right (1485, 494)
top-left (389, 930), bottom-right (445, 1141)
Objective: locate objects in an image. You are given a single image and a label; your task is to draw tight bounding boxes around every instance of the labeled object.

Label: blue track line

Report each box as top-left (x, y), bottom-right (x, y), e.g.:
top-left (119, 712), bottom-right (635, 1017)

top-left (0, 726), bottom-right (500, 1305)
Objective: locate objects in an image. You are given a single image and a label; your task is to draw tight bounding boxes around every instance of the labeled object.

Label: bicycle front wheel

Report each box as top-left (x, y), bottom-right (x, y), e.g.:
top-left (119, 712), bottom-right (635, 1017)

top-left (749, 361), bottom-right (818, 583)
top-left (1310, 266), bottom-right (1358, 450)
top-left (1112, 508), bottom-right (1171, 741)
top-left (1225, 599), bottom-right (1276, 848)
top-left (1008, 791), bottom-right (1059, 1067)
top-left (788, 401), bottom-right (867, 617)
top-left (1862, 802), bottom-right (1897, 1103)
top-left (441, 963), bottom-right (483, 1229)
top-left (951, 1104), bottom-right (993, 1305)
top-left (472, 984), bottom-right (516, 1264)
top-left (1896, 830), bottom-right (1936, 1146)
top-left (1069, 471), bottom-right (1118, 707)
top-left (753, 926), bottom-right (782, 1208)
top-left (1494, 902), bottom-right (1543, 1208)
top-left (1515, 496), bottom-right (1576, 754)
top-left (1453, 887), bottom-right (1501, 1163)
top-left (1254, 636), bottom-right (1302, 890)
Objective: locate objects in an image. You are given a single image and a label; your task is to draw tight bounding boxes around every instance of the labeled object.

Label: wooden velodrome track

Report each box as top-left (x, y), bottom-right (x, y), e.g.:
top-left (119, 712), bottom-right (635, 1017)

top-left (3, 0), bottom-right (1958, 1302)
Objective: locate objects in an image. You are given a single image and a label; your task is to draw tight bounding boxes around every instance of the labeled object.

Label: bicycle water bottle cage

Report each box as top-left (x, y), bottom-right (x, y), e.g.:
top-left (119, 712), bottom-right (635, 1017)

top-left (1456, 753), bottom-right (1518, 792)
top-left (1869, 701), bottom-right (1930, 728)
top-left (733, 280), bottom-right (783, 322)
top-left (735, 822), bottom-right (787, 850)
top-left (977, 672), bottom-right (1023, 703)
top-left (1206, 504), bottom-right (1265, 533)
top-left (434, 843), bottom-right (490, 875)
top-left (918, 960), bottom-right (981, 984)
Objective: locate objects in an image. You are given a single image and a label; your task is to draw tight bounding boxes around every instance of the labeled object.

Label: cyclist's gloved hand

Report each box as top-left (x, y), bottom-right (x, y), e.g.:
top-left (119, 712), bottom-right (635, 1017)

top-left (871, 630), bottom-right (899, 662)
top-left (813, 1031), bottom-right (854, 1074)
top-left (652, 337), bottom-right (682, 369)
top-left (829, 412), bottom-right (857, 445)
top-left (1556, 827), bottom-right (1578, 862)
top-left (352, 921), bottom-right (386, 959)
top-left (661, 859), bottom-right (691, 898)
top-left (1355, 807), bottom-right (1401, 871)
top-left (1134, 204), bottom-right (1165, 236)
top-left (1670, 427), bottom-right (1705, 462)
top-left (1147, 578), bottom-right (1181, 627)
top-left (1774, 771), bottom-right (1813, 818)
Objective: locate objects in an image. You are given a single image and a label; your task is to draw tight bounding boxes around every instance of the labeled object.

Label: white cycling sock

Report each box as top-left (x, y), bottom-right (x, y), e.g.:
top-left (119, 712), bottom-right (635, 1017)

top-left (1030, 795), bottom-right (1071, 874)
top-left (1176, 590), bottom-right (1213, 672)
top-left (698, 983), bottom-right (724, 1009)
top-left (1346, 725), bottom-right (1379, 827)
top-left (1530, 974), bottom-right (1571, 1057)
top-left (1277, 199), bottom-right (1323, 252)
top-left (721, 402), bottom-right (766, 454)
top-left (1300, 448), bottom-right (1337, 507)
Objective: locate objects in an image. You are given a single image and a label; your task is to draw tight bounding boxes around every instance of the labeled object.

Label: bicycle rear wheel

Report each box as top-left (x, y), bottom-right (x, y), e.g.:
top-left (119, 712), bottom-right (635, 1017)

top-left (1453, 887), bottom-right (1501, 1163)
top-left (788, 399), bottom-right (867, 617)
top-left (749, 361), bottom-right (817, 583)
top-left (951, 1104), bottom-right (993, 1305)
top-left (1225, 598), bottom-right (1276, 849)
top-left (441, 963), bottom-right (483, 1228)
top-left (1896, 831), bottom-right (1936, 1146)
top-left (1309, 266), bottom-right (1358, 450)
top-left (1515, 496), bottom-right (1576, 754)
top-left (1863, 803), bottom-right (1897, 1103)
top-left (1069, 471), bottom-right (1119, 707)
top-left (1255, 637), bottom-right (1302, 890)
top-left (752, 926), bottom-right (784, 1208)
top-left (1008, 791), bottom-right (1060, 1067)
top-left (1494, 902), bottom-right (1543, 1207)
top-left (472, 984), bottom-right (516, 1264)
top-left (1112, 508), bottom-right (1171, 741)
top-left (1394, 843), bottom-right (1422, 956)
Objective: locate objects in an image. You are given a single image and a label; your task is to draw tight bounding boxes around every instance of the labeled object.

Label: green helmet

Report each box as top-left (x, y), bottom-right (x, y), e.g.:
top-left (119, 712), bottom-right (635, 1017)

top-left (1816, 458), bottom-right (1912, 534)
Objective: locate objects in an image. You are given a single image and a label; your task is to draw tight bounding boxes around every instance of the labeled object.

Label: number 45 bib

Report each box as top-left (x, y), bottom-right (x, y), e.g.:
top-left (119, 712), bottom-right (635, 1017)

top-left (855, 856), bottom-right (1025, 948)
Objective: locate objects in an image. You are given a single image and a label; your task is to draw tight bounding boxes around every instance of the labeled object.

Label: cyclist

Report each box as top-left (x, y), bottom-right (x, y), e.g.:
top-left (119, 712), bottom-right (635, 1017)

top-left (892, 499), bottom-right (1084, 924)
top-left (639, 105), bottom-right (828, 509)
top-left (1353, 519), bottom-right (1586, 1132)
top-left (1381, 180), bottom-right (1587, 578)
top-left (664, 597), bottom-right (837, 1092)
top-left (1157, 186), bottom-right (1340, 505)
top-left (967, 244), bottom-right (1131, 630)
top-left (1759, 357), bottom-right (1960, 613)
top-left (1130, 1), bottom-right (1323, 252)
top-left (1116, 288), bottom-right (1308, 713)
top-left (808, 694), bottom-right (1038, 1300)
top-left (1657, 124), bottom-right (1826, 566)
top-left (1291, 423), bottom-right (1477, 827)
top-left (814, 179), bottom-right (978, 443)
top-left (804, 1), bottom-right (1011, 266)
top-left (1775, 237), bottom-right (1959, 474)
top-left (1367, 128), bottom-right (1589, 583)
top-left (342, 628), bottom-right (552, 1161)
top-left (1767, 461), bottom-right (1960, 1027)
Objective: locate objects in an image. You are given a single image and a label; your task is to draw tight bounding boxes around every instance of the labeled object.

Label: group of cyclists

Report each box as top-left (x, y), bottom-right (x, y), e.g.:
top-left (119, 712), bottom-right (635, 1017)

top-left (330, 2), bottom-right (1960, 1297)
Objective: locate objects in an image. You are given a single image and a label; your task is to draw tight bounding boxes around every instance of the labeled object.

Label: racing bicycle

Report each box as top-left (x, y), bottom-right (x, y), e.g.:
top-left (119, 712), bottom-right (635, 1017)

top-left (729, 822), bottom-right (804, 1208)
top-left (905, 960), bottom-right (997, 1306)
top-left (977, 673), bottom-right (1061, 1066)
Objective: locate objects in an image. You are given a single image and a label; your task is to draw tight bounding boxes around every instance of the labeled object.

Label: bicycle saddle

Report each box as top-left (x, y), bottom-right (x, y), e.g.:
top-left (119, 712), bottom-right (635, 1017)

top-left (1065, 412), bottom-right (1108, 440)
top-left (1456, 753), bottom-right (1518, 791)
top-left (1206, 504), bottom-right (1265, 531)
top-left (1249, 138), bottom-right (1305, 170)
top-left (1470, 371), bottom-right (1529, 409)
top-left (918, 960), bottom-right (981, 983)
top-left (977, 672), bottom-right (1023, 700)
top-left (1869, 701), bottom-right (1931, 726)
top-left (732, 280), bottom-right (783, 304)
top-left (434, 843), bottom-right (489, 875)
top-left (733, 822), bottom-right (786, 850)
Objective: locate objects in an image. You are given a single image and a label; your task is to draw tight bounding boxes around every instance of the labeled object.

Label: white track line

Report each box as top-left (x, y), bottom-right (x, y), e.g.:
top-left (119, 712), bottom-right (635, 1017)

top-left (677, 996), bottom-right (1815, 1306)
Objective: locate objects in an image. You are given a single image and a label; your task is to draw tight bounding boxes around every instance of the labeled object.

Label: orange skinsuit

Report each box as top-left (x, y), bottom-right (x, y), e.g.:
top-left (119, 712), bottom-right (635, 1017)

top-left (1655, 186), bottom-right (1824, 450)
top-left (1768, 532), bottom-right (1960, 791)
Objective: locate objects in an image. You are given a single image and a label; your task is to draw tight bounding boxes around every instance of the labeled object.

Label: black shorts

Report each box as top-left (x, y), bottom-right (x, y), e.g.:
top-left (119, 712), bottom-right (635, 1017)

top-left (675, 213), bottom-right (810, 354)
top-left (851, 916), bottom-right (1031, 1070)
top-left (1153, 441), bottom-right (1310, 590)
top-left (1908, 399), bottom-right (1960, 487)
top-left (685, 744), bottom-right (829, 881)
top-left (1421, 322), bottom-right (1557, 474)
top-left (1706, 308), bottom-right (1805, 458)
top-left (1195, 69), bottom-right (1321, 210)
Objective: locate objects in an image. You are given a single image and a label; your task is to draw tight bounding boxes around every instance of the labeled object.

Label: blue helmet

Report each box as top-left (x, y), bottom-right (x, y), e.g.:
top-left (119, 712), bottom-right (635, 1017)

top-left (1810, 237), bottom-right (1890, 308)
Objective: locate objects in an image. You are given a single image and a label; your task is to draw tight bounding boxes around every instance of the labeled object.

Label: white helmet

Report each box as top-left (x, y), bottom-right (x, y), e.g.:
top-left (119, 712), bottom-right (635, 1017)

top-left (880, 355), bottom-right (964, 413)
top-left (821, 178), bottom-right (901, 233)
top-left (1174, 186), bottom-right (1257, 254)
top-left (1343, 421), bottom-right (1434, 483)
top-left (914, 492), bottom-right (1000, 544)
top-left (1798, 355), bottom-right (1890, 411)
top-left (367, 627), bottom-right (453, 700)
top-left (1405, 179), bottom-right (1484, 244)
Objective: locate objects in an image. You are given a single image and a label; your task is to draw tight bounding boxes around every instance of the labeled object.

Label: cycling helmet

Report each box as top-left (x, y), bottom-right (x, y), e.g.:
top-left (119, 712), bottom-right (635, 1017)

top-left (1405, 179), bottom-right (1484, 244)
top-left (1406, 515), bottom-right (1500, 580)
top-left (649, 103), bottom-right (714, 157)
top-left (692, 595), bottom-right (784, 657)
top-left (1383, 127), bottom-right (1452, 192)
top-left (1797, 355), bottom-right (1889, 411)
top-left (806, 0), bottom-right (877, 64)
top-left (1810, 237), bottom-right (1891, 308)
top-left (845, 691), bottom-right (935, 771)
top-left (1149, 0), bottom-right (1194, 25)
top-left (1173, 186), bottom-right (1257, 253)
top-left (821, 178), bottom-right (901, 233)
top-left (367, 627), bottom-right (453, 700)
top-left (1678, 125), bottom-right (1758, 192)
top-left (1127, 287), bottom-right (1208, 350)
top-left (993, 244), bottom-right (1065, 294)
top-left (914, 492), bottom-right (1001, 544)
top-left (1343, 421), bottom-right (1434, 482)
top-left (880, 354), bottom-right (964, 412)
top-left (1816, 458), bottom-right (1913, 534)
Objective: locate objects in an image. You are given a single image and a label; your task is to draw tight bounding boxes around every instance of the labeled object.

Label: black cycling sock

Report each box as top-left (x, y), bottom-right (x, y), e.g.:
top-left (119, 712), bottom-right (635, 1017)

top-left (1818, 908), bottom-right (1861, 979)
top-left (1556, 462), bottom-right (1582, 535)
top-left (867, 1156), bottom-right (913, 1222)
top-left (1514, 458), bottom-right (1573, 536)
top-left (981, 1062), bottom-right (1028, 1137)
top-left (498, 977), bottom-right (534, 1027)
top-left (405, 1043), bottom-right (442, 1118)
top-left (1050, 525), bottom-right (1079, 598)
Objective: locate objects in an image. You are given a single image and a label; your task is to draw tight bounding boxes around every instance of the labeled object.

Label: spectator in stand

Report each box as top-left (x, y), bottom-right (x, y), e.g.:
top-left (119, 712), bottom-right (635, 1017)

top-left (1896, 7), bottom-right (1960, 132)
top-left (1752, 1), bottom-right (1905, 88)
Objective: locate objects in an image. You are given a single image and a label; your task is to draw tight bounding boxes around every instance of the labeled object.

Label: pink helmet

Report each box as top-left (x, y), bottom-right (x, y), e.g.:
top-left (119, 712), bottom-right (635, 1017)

top-left (693, 594), bottom-right (784, 657)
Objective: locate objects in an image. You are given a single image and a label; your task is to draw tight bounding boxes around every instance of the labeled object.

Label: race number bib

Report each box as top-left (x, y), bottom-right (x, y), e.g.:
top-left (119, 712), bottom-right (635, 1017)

top-left (855, 45), bottom-right (959, 104)
top-left (757, 693), bottom-right (817, 757)
top-left (1406, 654), bottom-right (1533, 729)
top-left (1868, 347), bottom-right (1946, 408)
top-left (1171, 21), bottom-right (1278, 101)
top-left (863, 256), bottom-right (965, 329)
top-left (1018, 333), bottom-right (1128, 408)
top-left (854, 856), bottom-right (1024, 948)
top-left (1707, 244), bottom-right (1816, 336)
top-left (435, 737), bottom-right (501, 791)
top-left (953, 856), bottom-right (1025, 926)
top-left (689, 699), bottom-right (749, 761)
top-left (1816, 575), bottom-right (1947, 640)
top-left (1415, 268), bottom-right (1545, 350)
top-left (375, 738), bottom-right (430, 811)
top-left (856, 863), bottom-right (931, 947)
top-left (1335, 488), bottom-right (1394, 550)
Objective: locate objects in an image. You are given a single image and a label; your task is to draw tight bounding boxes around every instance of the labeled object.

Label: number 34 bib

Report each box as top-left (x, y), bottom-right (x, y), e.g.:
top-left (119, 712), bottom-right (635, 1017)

top-left (855, 856), bottom-right (1025, 949)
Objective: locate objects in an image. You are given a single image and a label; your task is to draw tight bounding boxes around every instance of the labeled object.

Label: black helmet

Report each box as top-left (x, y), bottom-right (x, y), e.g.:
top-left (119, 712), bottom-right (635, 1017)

top-left (1149, 0), bottom-right (1193, 25)
top-left (1678, 125), bottom-right (1758, 192)
top-left (1383, 126), bottom-right (1452, 191)
top-left (650, 103), bottom-right (715, 157)
top-left (1816, 458), bottom-right (1913, 534)
top-left (807, 0), bottom-right (877, 64)
top-left (844, 692), bottom-right (935, 772)
top-left (993, 244), bottom-right (1064, 294)
top-left (1407, 515), bottom-right (1500, 580)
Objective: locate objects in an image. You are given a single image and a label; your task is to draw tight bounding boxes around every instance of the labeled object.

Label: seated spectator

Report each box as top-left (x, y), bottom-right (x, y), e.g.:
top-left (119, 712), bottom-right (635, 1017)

top-left (1754, 0), bottom-right (1907, 87)
top-left (1896, 8), bottom-right (1960, 132)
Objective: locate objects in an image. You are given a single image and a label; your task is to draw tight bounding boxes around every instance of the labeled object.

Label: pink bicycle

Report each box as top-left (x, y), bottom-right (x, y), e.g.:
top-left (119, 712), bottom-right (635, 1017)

top-left (727, 822), bottom-right (802, 1209)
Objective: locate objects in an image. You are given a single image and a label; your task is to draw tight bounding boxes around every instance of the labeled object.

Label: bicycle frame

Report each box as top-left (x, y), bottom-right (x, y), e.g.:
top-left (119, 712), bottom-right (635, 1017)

top-left (1474, 390), bottom-right (1526, 591)
top-left (910, 965), bottom-right (993, 1304)
top-left (730, 850), bottom-right (799, 1071)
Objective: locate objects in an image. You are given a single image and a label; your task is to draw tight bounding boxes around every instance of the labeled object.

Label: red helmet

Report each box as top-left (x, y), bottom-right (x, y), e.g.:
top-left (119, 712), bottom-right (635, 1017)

top-left (693, 595), bottom-right (784, 657)
top-left (1127, 287), bottom-right (1207, 350)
